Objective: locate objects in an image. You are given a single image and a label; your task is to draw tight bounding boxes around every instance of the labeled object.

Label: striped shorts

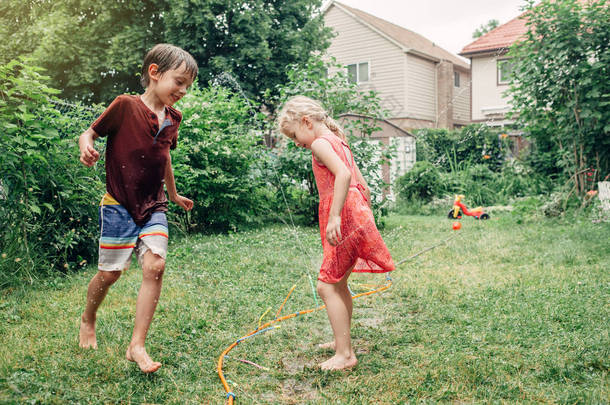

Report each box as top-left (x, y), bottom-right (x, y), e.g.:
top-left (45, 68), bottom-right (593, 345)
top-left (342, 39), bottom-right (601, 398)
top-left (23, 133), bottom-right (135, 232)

top-left (98, 194), bottom-right (169, 271)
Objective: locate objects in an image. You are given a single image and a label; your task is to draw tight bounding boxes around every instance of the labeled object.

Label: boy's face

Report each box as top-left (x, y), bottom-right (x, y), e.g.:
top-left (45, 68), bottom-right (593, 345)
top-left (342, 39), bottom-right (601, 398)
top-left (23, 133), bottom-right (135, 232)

top-left (149, 62), bottom-right (194, 106)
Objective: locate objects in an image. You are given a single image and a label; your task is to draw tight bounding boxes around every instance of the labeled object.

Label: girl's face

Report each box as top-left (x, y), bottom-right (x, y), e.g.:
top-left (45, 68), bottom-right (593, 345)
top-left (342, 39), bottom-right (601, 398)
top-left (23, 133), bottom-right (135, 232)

top-left (284, 117), bottom-right (316, 149)
top-left (149, 62), bottom-right (194, 106)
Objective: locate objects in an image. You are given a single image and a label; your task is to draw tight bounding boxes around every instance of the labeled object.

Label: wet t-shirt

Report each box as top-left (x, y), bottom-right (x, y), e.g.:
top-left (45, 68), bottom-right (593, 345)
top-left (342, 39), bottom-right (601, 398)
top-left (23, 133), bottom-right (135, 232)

top-left (92, 95), bottom-right (182, 226)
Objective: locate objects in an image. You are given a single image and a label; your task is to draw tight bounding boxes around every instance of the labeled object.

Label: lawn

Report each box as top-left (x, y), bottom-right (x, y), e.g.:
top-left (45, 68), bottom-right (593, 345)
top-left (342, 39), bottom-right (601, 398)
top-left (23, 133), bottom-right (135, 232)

top-left (0, 214), bottom-right (608, 404)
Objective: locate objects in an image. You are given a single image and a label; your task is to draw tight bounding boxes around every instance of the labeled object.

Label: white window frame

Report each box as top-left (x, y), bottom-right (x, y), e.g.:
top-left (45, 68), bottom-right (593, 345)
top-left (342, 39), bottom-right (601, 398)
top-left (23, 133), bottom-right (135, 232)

top-left (454, 71), bottom-right (460, 87)
top-left (497, 59), bottom-right (514, 85)
top-left (346, 61), bottom-right (370, 84)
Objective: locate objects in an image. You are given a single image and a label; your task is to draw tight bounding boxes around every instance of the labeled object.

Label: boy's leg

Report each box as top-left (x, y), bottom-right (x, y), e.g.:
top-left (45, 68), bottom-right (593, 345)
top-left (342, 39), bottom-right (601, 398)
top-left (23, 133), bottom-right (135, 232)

top-left (81, 198), bottom-right (136, 349)
top-left (317, 268), bottom-right (357, 370)
top-left (126, 212), bottom-right (169, 373)
top-left (126, 250), bottom-right (165, 373)
top-left (79, 270), bottom-right (122, 348)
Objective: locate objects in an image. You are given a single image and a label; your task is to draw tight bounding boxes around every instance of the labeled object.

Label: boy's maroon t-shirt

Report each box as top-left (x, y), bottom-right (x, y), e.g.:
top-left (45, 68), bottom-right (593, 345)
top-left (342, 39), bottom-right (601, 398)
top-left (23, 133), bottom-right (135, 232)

top-left (91, 95), bottom-right (182, 226)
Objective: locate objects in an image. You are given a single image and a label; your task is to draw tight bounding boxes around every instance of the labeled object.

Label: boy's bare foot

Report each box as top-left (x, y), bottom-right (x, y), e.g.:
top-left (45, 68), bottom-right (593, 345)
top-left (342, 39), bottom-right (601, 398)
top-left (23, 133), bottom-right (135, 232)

top-left (126, 345), bottom-right (162, 373)
top-left (318, 341), bottom-right (336, 350)
top-left (320, 353), bottom-right (357, 371)
top-left (79, 316), bottom-right (97, 349)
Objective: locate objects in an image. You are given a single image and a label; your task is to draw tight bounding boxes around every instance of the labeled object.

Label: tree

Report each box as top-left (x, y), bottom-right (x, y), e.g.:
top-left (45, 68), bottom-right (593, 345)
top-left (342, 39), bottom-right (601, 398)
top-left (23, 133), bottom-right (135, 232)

top-left (507, 0), bottom-right (610, 193)
top-left (472, 19), bottom-right (500, 39)
top-left (0, 0), bottom-right (168, 103)
top-left (2, 0), bottom-right (330, 105)
top-left (164, 0), bottom-right (332, 108)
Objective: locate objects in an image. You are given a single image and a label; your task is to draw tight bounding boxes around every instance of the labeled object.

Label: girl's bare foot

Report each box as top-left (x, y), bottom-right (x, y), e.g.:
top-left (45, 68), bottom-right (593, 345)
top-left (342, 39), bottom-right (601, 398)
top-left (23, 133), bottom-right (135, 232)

top-left (126, 345), bottom-right (162, 373)
top-left (79, 316), bottom-right (97, 349)
top-left (318, 341), bottom-right (336, 350)
top-left (320, 353), bottom-right (357, 371)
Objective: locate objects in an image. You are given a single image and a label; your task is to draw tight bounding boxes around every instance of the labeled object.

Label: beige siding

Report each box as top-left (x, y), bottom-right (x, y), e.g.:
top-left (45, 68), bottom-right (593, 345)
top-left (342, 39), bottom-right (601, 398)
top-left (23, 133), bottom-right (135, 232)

top-left (471, 55), bottom-right (512, 121)
top-left (453, 71), bottom-right (471, 122)
top-left (406, 54), bottom-right (436, 121)
top-left (325, 5), bottom-right (406, 117)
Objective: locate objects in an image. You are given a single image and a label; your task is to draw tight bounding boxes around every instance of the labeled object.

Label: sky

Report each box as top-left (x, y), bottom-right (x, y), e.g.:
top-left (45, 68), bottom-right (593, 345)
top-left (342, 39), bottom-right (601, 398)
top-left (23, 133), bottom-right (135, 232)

top-left (322, 0), bottom-right (530, 60)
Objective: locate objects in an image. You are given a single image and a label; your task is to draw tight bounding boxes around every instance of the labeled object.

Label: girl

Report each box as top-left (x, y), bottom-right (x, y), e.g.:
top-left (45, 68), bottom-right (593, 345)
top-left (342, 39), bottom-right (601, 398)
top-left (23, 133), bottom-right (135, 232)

top-left (278, 96), bottom-right (395, 370)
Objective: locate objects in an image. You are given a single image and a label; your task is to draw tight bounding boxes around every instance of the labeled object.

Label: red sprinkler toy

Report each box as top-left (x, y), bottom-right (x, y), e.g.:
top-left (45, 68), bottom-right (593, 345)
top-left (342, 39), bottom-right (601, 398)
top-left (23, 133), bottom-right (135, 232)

top-left (448, 194), bottom-right (489, 220)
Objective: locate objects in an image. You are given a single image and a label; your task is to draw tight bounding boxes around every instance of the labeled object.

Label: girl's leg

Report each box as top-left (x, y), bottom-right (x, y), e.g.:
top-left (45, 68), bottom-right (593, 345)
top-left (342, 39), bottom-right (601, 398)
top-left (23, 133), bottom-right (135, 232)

top-left (317, 268), bottom-right (357, 370)
top-left (318, 273), bottom-right (354, 351)
top-left (79, 270), bottom-right (122, 349)
top-left (126, 250), bottom-right (164, 373)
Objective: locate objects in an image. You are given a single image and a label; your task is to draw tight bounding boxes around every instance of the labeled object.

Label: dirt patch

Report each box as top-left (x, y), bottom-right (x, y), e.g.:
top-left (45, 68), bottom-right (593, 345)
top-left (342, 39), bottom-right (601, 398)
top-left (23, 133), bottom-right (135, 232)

top-left (357, 317), bottom-right (384, 328)
top-left (280, 378), bottom-right (320, 402)
top-left (280, 354), bottom-right (317, 374)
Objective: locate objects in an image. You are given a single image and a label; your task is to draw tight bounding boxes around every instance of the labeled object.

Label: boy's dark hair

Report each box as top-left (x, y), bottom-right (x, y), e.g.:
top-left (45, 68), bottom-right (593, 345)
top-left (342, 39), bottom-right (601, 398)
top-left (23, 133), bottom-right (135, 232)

top-left (140, 44), bottom-right (198, 88)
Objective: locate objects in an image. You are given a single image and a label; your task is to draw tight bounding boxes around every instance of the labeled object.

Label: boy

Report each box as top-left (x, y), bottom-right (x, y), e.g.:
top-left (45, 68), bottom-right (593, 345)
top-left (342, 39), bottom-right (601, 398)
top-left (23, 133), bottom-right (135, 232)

top-left (78, 44), bottom-right (197, 373)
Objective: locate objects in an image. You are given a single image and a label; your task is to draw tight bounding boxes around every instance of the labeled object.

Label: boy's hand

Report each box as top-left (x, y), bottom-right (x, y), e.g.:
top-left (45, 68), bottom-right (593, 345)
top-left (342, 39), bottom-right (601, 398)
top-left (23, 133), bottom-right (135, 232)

top-left (80, 145), bottom-right (100, 167)
top-left (171, 194), bottom-right (194, 211)
top-left (326, 215), bottom-right (342, 246)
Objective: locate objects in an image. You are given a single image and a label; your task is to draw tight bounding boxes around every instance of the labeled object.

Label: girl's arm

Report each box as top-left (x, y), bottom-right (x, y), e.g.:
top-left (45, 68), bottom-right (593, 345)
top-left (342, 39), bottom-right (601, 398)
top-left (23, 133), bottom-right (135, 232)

top-left (311, 138), bottom-right (351, 246)
top-left (164, 154), bottom-right (194, 211)
top-left (354, 164), bottom-right (371, 208)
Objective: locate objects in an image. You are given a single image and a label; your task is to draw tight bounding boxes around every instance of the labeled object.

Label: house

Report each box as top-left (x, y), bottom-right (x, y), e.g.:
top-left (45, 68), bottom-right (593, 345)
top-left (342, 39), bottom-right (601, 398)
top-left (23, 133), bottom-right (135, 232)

top-left (322, 1), bottom-right (471, 132)
top-left (321, 1), bottom-right (471, 184)
top-left (337, 113), bottom-right (416, 187)
top-left (459, 11), bottom-right (529, 127)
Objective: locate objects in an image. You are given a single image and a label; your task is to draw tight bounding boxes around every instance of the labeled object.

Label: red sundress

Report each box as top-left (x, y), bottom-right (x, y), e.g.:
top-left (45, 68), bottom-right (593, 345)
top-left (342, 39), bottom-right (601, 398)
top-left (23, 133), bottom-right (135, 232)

top-left (312, 134), bottom-right (395, 283)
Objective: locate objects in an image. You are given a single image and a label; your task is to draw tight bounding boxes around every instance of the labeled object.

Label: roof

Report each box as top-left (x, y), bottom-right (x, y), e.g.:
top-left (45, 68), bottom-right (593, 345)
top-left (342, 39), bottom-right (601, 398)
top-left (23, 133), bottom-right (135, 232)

top-left (338, 113), bottom-right (416, 138)
top-left (324, 1), bottom-right (469, 70)
top-left (460, 11), bottom-right (529, 56)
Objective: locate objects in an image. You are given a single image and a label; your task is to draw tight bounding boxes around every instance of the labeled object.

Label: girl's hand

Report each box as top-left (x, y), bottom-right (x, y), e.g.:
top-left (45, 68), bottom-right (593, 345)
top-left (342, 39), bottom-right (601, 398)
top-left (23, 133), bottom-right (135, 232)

top-left (171, 194), bottom-right (194, 211)
top-left (326, 214), bottom-right (342, 246)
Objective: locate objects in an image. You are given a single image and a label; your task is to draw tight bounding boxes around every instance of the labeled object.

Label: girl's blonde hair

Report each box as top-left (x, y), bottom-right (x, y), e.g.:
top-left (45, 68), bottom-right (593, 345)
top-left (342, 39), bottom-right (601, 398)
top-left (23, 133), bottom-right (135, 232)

top-left (277, 96), bottom-right (346, 141)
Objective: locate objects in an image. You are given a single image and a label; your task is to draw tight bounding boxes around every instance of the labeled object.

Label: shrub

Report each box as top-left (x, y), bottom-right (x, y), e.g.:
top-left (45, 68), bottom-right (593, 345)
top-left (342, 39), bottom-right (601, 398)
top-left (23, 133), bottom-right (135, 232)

top-left (415, 125), bottom-right (507, 172)
top-left (0, 59), bottom-right (104, 287)
top-left (395, 161), bottom-right (442, 202)
top-left (171, 85), bottom-right (272, 232)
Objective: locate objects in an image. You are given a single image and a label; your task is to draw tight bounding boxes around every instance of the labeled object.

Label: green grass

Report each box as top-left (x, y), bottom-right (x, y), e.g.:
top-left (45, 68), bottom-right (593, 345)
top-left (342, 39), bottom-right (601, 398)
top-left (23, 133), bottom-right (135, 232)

top-left (0, 214), bottom-right (608, 404)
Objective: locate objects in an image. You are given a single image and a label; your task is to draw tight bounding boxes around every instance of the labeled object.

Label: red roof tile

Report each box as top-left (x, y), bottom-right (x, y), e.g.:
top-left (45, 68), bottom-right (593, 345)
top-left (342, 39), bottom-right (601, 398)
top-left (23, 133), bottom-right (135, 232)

top-left (460, 11), bottom-right (530, 56)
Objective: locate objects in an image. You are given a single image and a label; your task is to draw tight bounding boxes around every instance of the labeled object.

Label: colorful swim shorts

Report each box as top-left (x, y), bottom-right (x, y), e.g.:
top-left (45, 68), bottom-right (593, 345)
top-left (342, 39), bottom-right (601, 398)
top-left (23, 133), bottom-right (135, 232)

top-left (98, 194), bottom-right (169, 271)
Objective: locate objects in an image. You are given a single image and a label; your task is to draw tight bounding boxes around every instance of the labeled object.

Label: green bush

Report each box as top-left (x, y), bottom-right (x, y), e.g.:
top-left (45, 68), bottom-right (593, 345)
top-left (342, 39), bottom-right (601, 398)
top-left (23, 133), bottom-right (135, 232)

top-left (0, 59), bottom-right (104, 287)
top-left (395, 161), bottom-right (442, 202)
top-left (171, 85), bottom-right (272, 232)
top-left (415, 125), bottom-right (507, 172)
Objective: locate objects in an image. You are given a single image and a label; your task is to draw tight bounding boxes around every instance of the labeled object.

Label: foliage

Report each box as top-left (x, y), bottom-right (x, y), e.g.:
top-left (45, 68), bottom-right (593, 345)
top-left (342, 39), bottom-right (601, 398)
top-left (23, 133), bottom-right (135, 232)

top-left (0, 59), bottom-right (104, 287)
top-left (165, 0), bottom-right (332, 109)
top-left (0, 0), bottom-right (331, 106)
top-left (395, 161), bottom-right (442, 202)
top-left (270, 57), bottom-right (393, 225)
top-left (170, 85), bottom-right (270, 232)
top-left (395, 157), bottom-right (550, 207)
top-left (415, 125), bottom-right (507, 173)
top-left (472, 19), bottom-right (500, 39)
top-left (0, 0), bottom-right (167, 103)
top-left (508, 0), bottom-right (610, 194)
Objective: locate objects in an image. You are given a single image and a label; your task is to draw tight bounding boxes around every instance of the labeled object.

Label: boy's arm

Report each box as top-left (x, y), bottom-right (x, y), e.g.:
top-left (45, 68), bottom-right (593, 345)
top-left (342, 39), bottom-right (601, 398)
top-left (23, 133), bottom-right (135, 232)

top-left (311, 138), bottom-right (351, 246)
top-left (78, 127), bottom-right (100, 167)
top-left (164, 155), bottom-right (194, 211)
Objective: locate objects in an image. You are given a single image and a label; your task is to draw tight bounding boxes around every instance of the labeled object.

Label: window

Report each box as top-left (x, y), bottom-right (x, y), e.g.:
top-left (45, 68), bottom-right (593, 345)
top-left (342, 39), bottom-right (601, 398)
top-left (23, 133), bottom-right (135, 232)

top-left (497, 59), bottom-right (514, 85)
top-left (347, 62), bottom-right (369, 83)
top-left (454, 71), bottom-right (460, 87)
